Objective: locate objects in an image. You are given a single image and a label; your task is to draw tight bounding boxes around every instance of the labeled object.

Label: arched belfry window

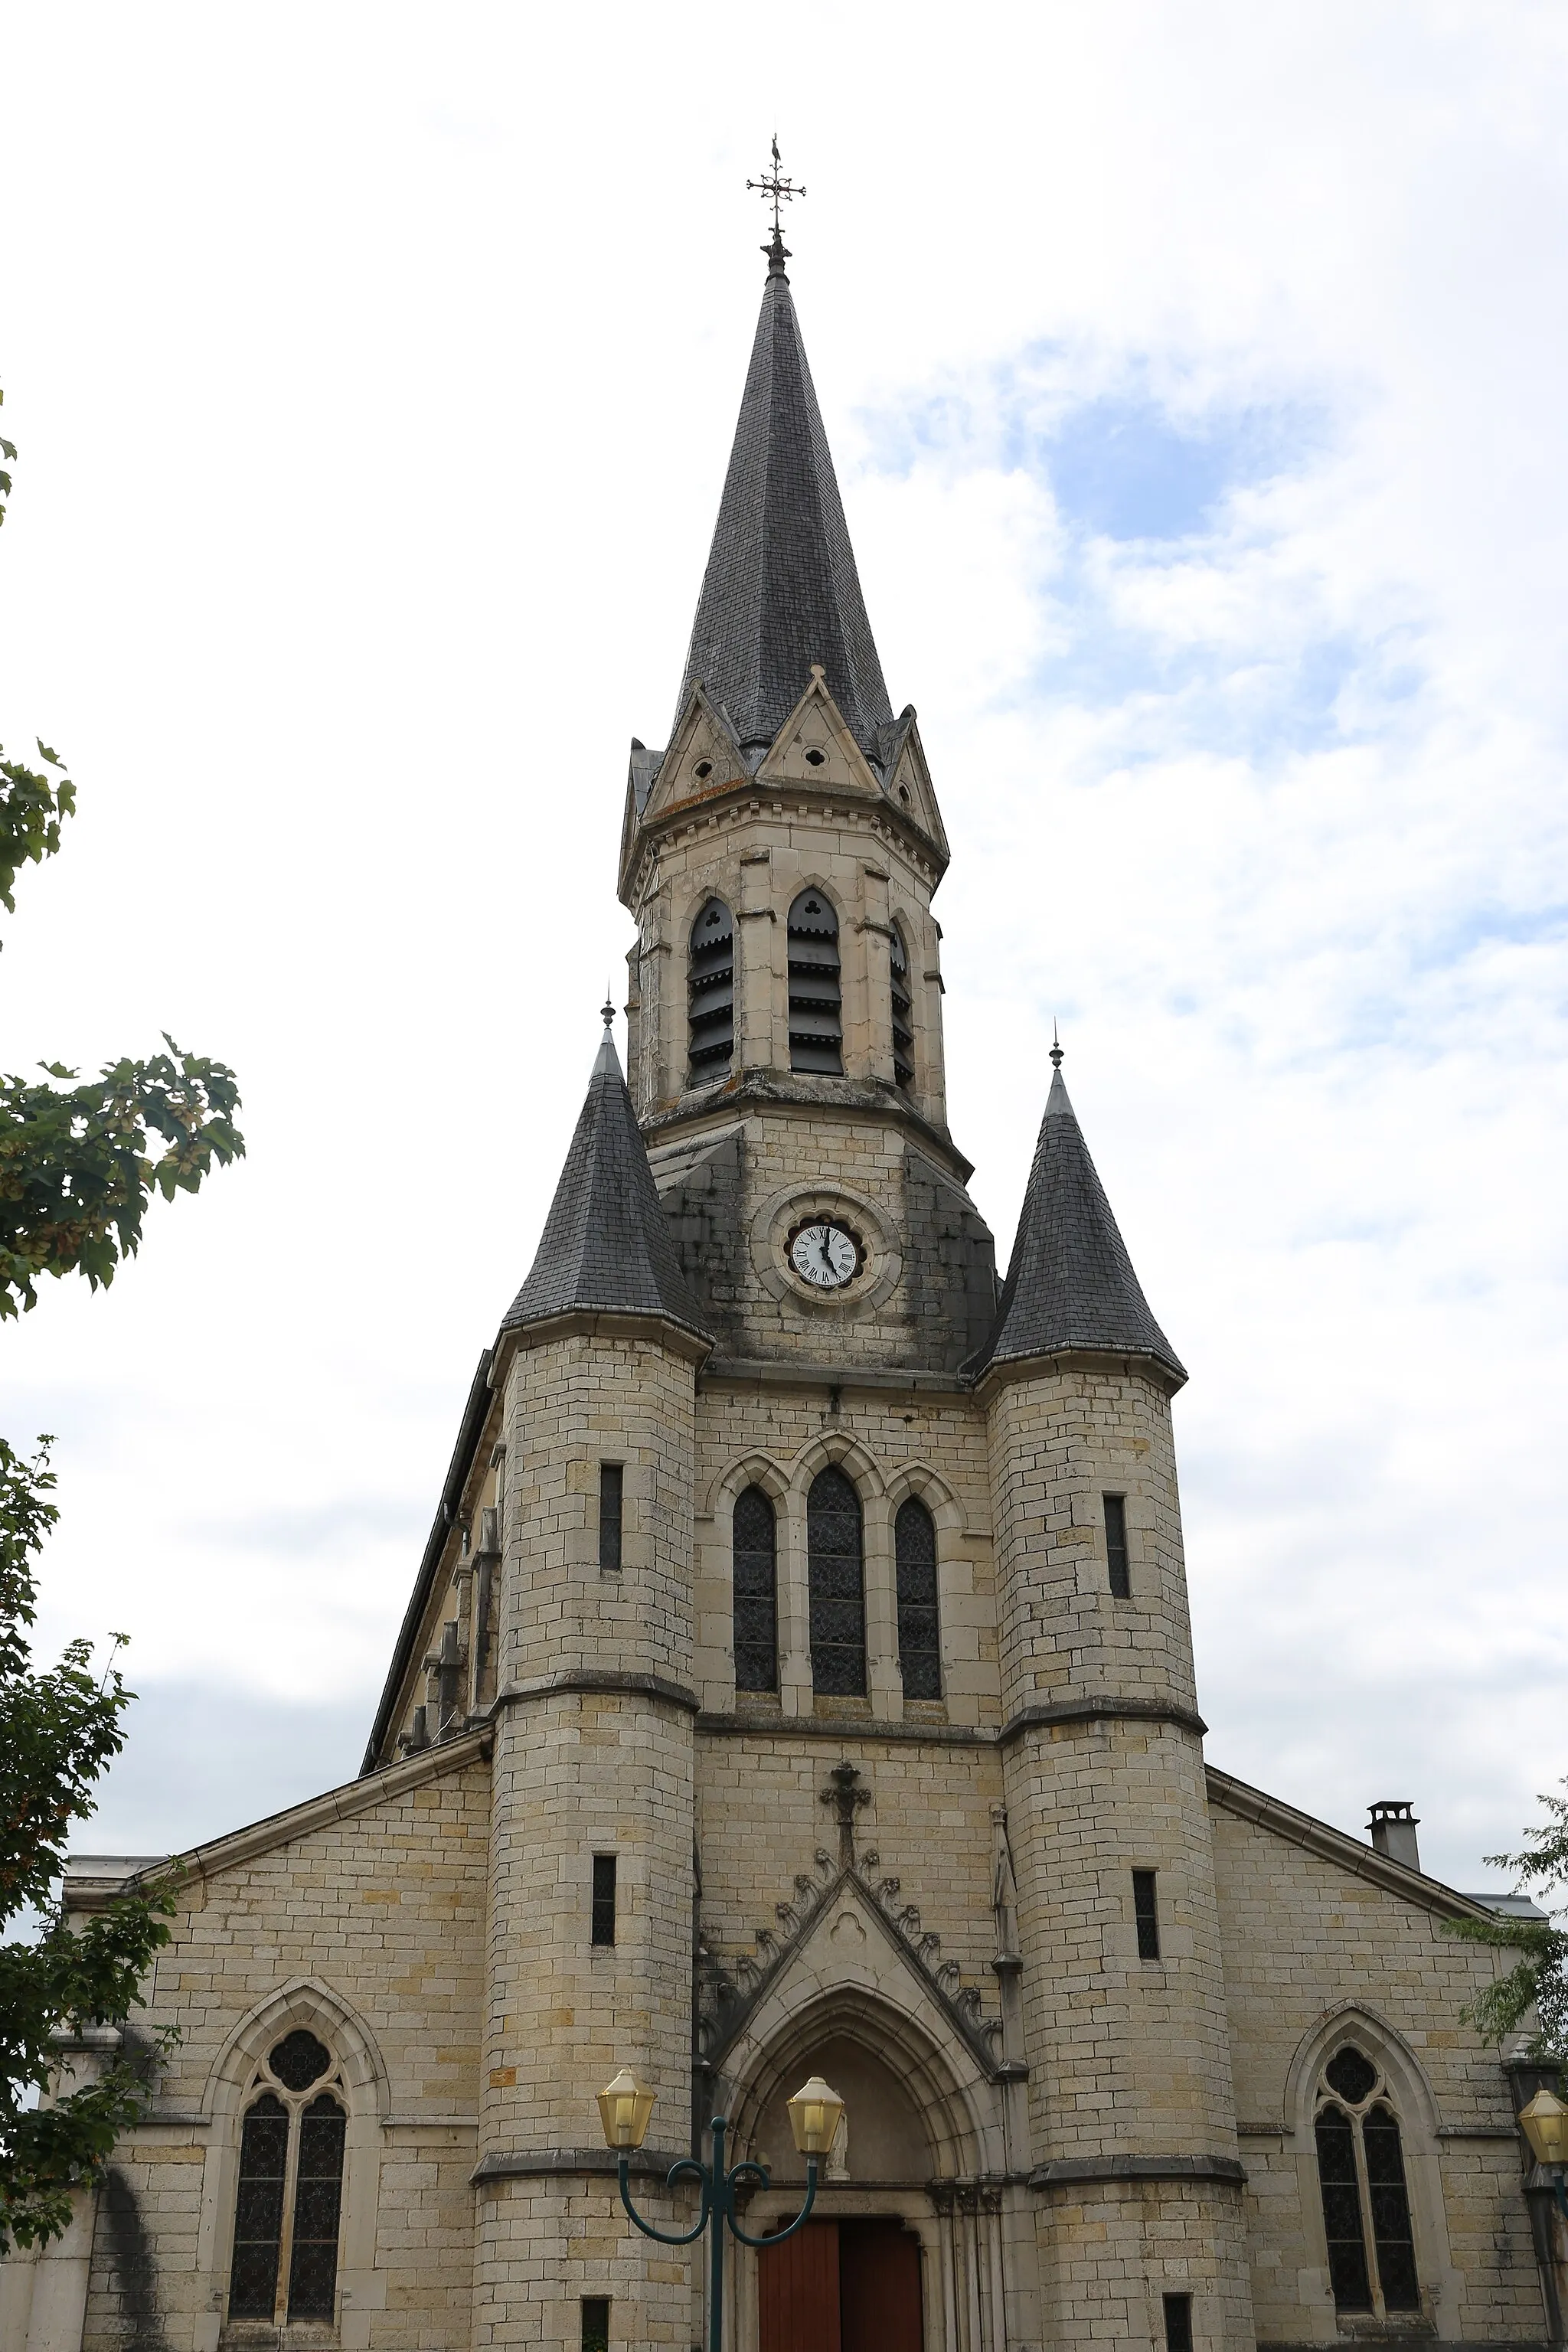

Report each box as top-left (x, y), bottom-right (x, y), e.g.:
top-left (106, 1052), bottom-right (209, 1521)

top-left (228, 2029), bottom-right (348, 2328)
top-left (807, 1466), bottom-right (865, 1695)
top-left (787, 891), bottom-right (843, 1075)
top-left (894, 1497), bottom-right (940, 1697)
top-left (688, 897), bottom-right (735, 1085)
top-left (1313, 2043), bottom-right (1420, 2318)
top-left (889, 925), bottom-right (915, 1092)
top-left (732, 1485), bottom-right (778, 1694)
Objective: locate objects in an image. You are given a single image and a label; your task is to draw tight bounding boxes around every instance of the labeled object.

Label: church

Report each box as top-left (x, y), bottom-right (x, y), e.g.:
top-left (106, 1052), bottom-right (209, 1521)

top-left (7, 203), bottom-right (1565, 2352)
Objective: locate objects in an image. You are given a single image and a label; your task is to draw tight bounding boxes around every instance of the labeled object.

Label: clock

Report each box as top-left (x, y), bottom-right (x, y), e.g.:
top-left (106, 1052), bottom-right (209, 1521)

top-left (789, 1220), bottom-right (861, 1290)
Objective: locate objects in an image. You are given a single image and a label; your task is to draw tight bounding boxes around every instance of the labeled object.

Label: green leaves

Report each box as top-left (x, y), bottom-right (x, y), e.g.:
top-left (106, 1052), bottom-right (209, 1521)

top-left (0, 1039), bottom-right (246, 1317)
top-left (0, 742), bottom-right (76, 920)
top-left (1446, 1779), bottom-right (1568, 2060)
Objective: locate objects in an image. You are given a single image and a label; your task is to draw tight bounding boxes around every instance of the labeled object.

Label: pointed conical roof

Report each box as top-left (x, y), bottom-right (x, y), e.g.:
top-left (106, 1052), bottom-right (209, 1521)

top-left (971, 1063), bottom-right (1185, 1385)
top-left (502, 1024), bottom-right (710, 1343)
top-left (674, 247), bottom-right (894, 763)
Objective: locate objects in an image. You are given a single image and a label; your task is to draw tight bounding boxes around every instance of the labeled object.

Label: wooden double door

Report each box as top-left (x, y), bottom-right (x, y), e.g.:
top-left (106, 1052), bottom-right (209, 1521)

top-left (757, 2218), bottom-right (923, 2352)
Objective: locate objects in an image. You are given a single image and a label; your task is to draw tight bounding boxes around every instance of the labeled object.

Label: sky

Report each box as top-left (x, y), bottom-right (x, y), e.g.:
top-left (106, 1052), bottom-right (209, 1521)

top-left (1, 1), bottom-right (1564, 1898)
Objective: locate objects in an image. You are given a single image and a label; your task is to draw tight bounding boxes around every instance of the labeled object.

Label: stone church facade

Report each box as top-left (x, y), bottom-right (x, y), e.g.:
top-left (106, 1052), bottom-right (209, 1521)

top-left (6, 230), bottom-right (1565, 2352)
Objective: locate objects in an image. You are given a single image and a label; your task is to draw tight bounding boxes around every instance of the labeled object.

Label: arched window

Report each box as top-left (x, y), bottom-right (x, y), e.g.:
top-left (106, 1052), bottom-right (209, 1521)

top-left (807, 1466), bottom-right (865, 1695)
top-left (1313, 2043), bottom-right (1420, 2317)
top-left (228, 2029), bottom-right (348, 2328)
top-left (688, 897), bottom-right (735, 1085)
top-left (788, 890), bottom-right (843, 1074)
top-left (889, 925), bottom-right (914, 1092)
top-left (732, 1485), bottom-right (779, 1694)
top-left (894, 1497), bottom-right (940, 1698)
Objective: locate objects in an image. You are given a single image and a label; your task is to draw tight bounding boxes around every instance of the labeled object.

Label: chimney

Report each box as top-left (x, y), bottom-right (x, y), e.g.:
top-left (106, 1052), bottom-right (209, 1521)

top-left (1368, 1800), bottom-right (1421, 1872)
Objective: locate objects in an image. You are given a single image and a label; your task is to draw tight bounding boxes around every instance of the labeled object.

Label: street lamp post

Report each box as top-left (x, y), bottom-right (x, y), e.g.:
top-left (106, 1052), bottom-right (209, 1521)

top-left (596, 2067), bottom-right (845, 2352)
top-left (1521, 2086), bottom-right (1568, 2226)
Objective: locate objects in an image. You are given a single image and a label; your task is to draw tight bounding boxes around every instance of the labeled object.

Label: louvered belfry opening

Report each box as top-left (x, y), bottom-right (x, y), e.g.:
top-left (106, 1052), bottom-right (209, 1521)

top-left (788, 890), bottom-right (843, 1073)
top-left (688, 897), bottom-right (735, 1085)
top-left (889, 924), bottom-right (914, 1090)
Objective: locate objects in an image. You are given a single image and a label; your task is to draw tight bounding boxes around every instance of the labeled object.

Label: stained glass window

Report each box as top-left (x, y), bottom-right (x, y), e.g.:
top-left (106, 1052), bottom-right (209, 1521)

top-left (733, 1486), bottom-right (779, 1693)
top-left (894, 1497), bottom-right (940, 1699)
top-left (1314, 2044), bottom-right (1420, 2317)
top-left (227, 2035), bottom-right (348, 2330)
top-left (808, 1466), bottom-right (865, 1696)
top-left (287, 2095), bottom-right (347, 2320)
top-left (229, 2093), bottom-right (288, 2319)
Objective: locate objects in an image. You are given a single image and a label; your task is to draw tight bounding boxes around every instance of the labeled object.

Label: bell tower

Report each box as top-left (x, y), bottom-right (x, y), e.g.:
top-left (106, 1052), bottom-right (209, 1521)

top-left (617, 219), bottom-right (994, 1377)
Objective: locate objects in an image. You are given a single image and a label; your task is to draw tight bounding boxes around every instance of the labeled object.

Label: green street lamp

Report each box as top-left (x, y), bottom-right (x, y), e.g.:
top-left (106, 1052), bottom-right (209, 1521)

top-left (596, 2066), bottom-right (845, 2352)
top-left (1520, 2086), bottom-right (1568, 2224)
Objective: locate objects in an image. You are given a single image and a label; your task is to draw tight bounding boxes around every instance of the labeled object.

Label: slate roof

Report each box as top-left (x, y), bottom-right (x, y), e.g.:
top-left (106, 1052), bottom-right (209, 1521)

top-left (969, 1063), bottom-right (1185, 1384)
top-left (672, 246), bottom-right (894, 764)
top-left (501, 1026), bottom-right (711, 1342)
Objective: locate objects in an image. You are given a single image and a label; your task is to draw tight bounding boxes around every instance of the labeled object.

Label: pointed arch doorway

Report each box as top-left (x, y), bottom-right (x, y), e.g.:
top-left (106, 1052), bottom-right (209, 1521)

top-left (747, 2033), bottom-right (930, 2352)
top-left (757, 2219), bottom-right (923, 2352)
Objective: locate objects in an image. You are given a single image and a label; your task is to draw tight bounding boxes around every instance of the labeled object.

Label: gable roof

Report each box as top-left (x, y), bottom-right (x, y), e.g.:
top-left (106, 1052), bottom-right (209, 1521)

top-left (501, 1024), bottom-right (710, 1342)
top-left (672, 247), bottom-right (893, 766)
top-left (969, 1062), bottom-right (1184, 1384)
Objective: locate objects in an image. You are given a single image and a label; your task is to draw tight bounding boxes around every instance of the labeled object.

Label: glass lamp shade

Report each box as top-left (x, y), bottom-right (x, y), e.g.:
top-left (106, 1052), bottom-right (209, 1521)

top-left (1520, 2086), bottom-right (1568, 2167)
top-left (786, 2075), bottom-right (845, 2158)
top-left (596, 2068), bottom-right (656, 2151)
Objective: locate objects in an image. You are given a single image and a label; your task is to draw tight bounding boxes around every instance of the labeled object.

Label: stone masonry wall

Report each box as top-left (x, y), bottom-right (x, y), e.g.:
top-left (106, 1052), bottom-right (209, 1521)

top-left (80, 1749), bottom-right (490, 2352)
top-left (1211, 1798), bottom-right (1547, 2344)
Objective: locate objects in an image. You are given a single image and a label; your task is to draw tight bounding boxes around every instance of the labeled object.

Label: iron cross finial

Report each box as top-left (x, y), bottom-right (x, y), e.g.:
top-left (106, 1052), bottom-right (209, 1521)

top-left (748, 134), bottom-right (805, 271)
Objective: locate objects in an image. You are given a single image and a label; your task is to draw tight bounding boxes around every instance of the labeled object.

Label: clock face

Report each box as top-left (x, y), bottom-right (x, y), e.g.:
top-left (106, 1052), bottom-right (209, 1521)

top-left (789, 1221), bottom-right (861, 1291)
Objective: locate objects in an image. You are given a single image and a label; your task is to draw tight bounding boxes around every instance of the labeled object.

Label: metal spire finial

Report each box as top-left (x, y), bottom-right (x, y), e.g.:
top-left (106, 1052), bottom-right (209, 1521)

top-left (1049, 1022), bottom-right (1064, 1070)
top-left (601, 988), bottom-right (615, 1032)
top-left (748, 134), bottom-right (805, 273)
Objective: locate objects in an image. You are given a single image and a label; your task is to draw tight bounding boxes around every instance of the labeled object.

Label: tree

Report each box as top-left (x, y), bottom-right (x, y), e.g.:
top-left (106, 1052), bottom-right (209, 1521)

top-left (0, 379), bottom-right (246, 2252)
top-left (1448, 1783), bottom-right (1568, 2060)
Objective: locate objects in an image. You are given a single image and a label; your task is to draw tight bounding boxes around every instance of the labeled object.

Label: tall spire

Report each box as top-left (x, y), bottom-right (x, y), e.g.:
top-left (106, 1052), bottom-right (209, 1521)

top-left (671, 148), bottom-right (893, 763)
top-left (502, 1017), bottom-right (710, 1341)
top-left (969, 1052), bottom-right (1185, 1384)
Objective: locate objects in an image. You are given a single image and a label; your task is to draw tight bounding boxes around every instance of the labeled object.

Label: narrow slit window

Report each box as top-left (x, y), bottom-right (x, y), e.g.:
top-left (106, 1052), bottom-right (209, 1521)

top-left (788, 890), bottom-right (843, 1074)
top-left (732, 1486), bottom-right (779, 1694)
top-left (688, 897), bottom-right (735, 1086)
top-left (591, 1854), bottom-right (617, 1947)
top-left (581, 2297), bottom-right (612, 2352)
top-left (889, 924), bottom-right (915, 1091)
top-left (599, 1464), bottom-right (623, 1573)
top-left (1104, 1494), bottom-right (1131, 1599)
top-left (894, 1495), bottom-right (941, 1699)
top-left (807, 1465), bottom-right (866, 1696)
top-left (1133, 1869), bottom-right (1161, 1961)
top-left (1162, 2293), bottom-right (1194, 2352)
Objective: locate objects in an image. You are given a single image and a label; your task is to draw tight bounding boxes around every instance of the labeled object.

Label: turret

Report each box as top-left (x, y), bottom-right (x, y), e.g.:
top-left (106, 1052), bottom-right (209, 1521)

top-left (475, 1013), bottom-right (710, 2349)
top-left (974, 1051), bottom-right (1255, 2349)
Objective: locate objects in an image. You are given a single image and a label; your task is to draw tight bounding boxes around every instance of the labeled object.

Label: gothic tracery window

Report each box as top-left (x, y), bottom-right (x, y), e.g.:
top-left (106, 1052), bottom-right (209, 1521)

top-left (688, 897), bottom-right (735, 1085)
top-left (889, 924), bottom-right (914, 1092)
top-left (787, 891), bottom-right (843, 1074)
top-left (807, 1466), bottom-right (865, 1696)
top-left (732, 1485), bottom-right (779, 1694)
top-left (228, 2030), bottom-right (348, 2328)
top-left (1313, 2043), bottom-right (1420, 2316)
top-left (893, 1495), bottom-right (940, 1698)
